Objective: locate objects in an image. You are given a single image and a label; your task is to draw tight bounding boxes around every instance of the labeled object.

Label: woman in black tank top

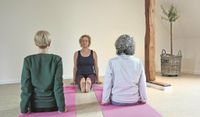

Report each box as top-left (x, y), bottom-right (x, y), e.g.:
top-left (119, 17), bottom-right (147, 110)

top-left (72, 35), bottom-right (102, 93)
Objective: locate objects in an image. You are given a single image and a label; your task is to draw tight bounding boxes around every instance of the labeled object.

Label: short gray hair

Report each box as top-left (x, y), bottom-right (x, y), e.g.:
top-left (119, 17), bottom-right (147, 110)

top-left (115, 34), bottom-right (135, 55)
top-left (34, 30), bottom-right (51, 48)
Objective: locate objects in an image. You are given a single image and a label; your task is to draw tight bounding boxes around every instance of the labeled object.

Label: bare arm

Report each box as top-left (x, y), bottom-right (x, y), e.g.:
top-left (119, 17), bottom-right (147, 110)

top-left (72, 52), bottom-right (78, 84)
top-left (93, 51), bottom-right (101, 84)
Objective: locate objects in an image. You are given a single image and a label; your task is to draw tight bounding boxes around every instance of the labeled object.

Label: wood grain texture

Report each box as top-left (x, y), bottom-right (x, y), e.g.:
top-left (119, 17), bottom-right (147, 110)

top-left (145, 0), bottom-right (156, 81)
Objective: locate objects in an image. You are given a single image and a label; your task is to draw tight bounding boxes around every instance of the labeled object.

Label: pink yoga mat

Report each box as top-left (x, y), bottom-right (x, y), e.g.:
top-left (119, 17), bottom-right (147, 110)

top-left (93, 84), bottom-right (162, 117)
top-left (18, 86), bottom-right (76, 117)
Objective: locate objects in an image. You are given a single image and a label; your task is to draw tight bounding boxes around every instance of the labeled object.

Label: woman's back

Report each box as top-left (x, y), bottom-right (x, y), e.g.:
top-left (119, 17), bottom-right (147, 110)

top-left (27, 54), bottom-right (58, 90)
top-left (103, 55), bottom-right (147, 104)
top-left (21, 53), bottom-right (65, 113)
top-left (102, 34), bottom-right (147, 105)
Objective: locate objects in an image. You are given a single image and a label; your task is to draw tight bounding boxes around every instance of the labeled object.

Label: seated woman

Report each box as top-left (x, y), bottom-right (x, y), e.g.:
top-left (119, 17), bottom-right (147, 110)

top-left (102, 34), bottom-right (147, 106)
top-left (72, 35), bottom-right (101, 93)
top-left (20, 30), bottom-right (66, 114)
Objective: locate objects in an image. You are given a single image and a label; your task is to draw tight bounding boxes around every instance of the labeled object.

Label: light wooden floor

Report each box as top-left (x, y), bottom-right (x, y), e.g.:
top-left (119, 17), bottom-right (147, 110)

top-left (0, 74), bottom-right (200, 117)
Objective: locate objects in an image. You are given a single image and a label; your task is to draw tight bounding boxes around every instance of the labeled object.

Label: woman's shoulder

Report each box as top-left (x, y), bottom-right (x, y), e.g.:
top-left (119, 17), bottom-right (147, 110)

top-left (108, 56), bottom-right (119, 63)
top-left (92, 50), bottom-right (97, 54)
top-left (130, 56), bottom-right (140, 61)
top-left (51, 54), bottom-right (62, 61)
top-left (24, 54), bottom-right (62, 60)
top-left (74, 51), bottom-right (79, 54)
top-left (129, 56), bottom-right (143, 64)
top-left (74, 51), bottom-right (80, 57)
top-left (24, 54), bottom-right (37, 60)
top-left (111, 55), bottom-right (141, 63)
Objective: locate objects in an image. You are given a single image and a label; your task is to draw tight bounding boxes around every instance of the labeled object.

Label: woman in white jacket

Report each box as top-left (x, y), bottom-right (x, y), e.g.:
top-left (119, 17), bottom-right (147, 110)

top-left (102, 34), bottom-right (147, 106)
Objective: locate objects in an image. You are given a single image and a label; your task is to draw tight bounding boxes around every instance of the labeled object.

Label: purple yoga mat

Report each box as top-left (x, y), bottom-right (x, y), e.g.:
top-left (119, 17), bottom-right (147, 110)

top-left (93, 84), bottom-right (162, 117)
top-left (18, 86), bottom-right (76, 117)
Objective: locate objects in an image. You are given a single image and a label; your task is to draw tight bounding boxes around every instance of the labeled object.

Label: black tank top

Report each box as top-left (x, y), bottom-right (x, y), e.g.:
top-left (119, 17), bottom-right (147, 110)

top-left (76, 50), bottom-right (95, 75)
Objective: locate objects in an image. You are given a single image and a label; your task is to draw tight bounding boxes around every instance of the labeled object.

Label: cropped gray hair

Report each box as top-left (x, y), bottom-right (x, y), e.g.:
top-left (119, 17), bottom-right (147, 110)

top-left (34, 30), bottom-right (51, 48)
top-left (115, 34), bottom-right (135, 55)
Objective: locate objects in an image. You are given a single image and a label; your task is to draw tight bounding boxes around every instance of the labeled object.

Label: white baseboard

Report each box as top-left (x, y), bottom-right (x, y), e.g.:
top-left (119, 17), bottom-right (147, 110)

top-left (0, 77), bottom-right (72, 85)
top-left (63, 75), bottom-right (72, 79)
top-left (0, 79), bottom-right (20, 85)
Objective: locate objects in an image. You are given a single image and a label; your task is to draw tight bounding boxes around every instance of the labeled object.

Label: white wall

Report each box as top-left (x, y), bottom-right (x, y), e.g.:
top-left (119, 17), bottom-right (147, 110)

top-left (0, 0), bottom-right (146, 84)
top-left (1, 0), bottom-right (200, 84)
top-left (156, 0), bottom-right (200, 74)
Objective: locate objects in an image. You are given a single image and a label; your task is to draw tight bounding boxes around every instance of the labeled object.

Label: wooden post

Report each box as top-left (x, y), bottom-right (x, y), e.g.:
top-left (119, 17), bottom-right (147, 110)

top-left (145, 0), bottom-right (156, 82)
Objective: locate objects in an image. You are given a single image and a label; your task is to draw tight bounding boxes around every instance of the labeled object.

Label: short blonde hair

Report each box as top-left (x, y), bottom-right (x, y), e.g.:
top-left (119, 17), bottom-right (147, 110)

top-left (34, 30), bottom-right (51, 48)
top-left (79, 35), bottom-right (91, 46)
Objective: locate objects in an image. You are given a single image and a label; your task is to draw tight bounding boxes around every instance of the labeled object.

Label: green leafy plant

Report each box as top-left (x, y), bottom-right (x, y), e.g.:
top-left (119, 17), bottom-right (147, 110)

top-left (161, 5), bottom-right (179, 55)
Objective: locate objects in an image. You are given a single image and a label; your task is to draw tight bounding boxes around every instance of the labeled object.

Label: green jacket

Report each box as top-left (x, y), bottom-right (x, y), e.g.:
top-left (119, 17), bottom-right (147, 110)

top-left (20, 53), bottom-right (65, 113)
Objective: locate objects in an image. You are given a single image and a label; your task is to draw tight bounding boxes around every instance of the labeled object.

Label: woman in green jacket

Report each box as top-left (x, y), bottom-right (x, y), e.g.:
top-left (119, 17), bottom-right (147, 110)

top-left (20, 30), bottom-right (66, 114)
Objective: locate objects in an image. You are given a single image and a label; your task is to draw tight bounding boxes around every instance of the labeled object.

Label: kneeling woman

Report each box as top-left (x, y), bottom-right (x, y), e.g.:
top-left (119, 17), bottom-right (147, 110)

top-left (72, 35), bottom-right (101, 93)
top-left (102, 34), bottom-right (147, 106)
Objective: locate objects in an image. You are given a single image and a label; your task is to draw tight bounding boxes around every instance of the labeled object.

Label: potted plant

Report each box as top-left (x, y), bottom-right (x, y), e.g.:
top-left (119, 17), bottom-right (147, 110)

top-left (160, 4), bottom-right (182, 76)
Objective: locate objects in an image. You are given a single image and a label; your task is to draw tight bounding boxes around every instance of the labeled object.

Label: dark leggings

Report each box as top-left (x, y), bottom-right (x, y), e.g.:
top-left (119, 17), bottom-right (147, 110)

top-left (75, 74), bottom-right (96, 85)
top-left (76, 74), bottom-right (96, 89)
